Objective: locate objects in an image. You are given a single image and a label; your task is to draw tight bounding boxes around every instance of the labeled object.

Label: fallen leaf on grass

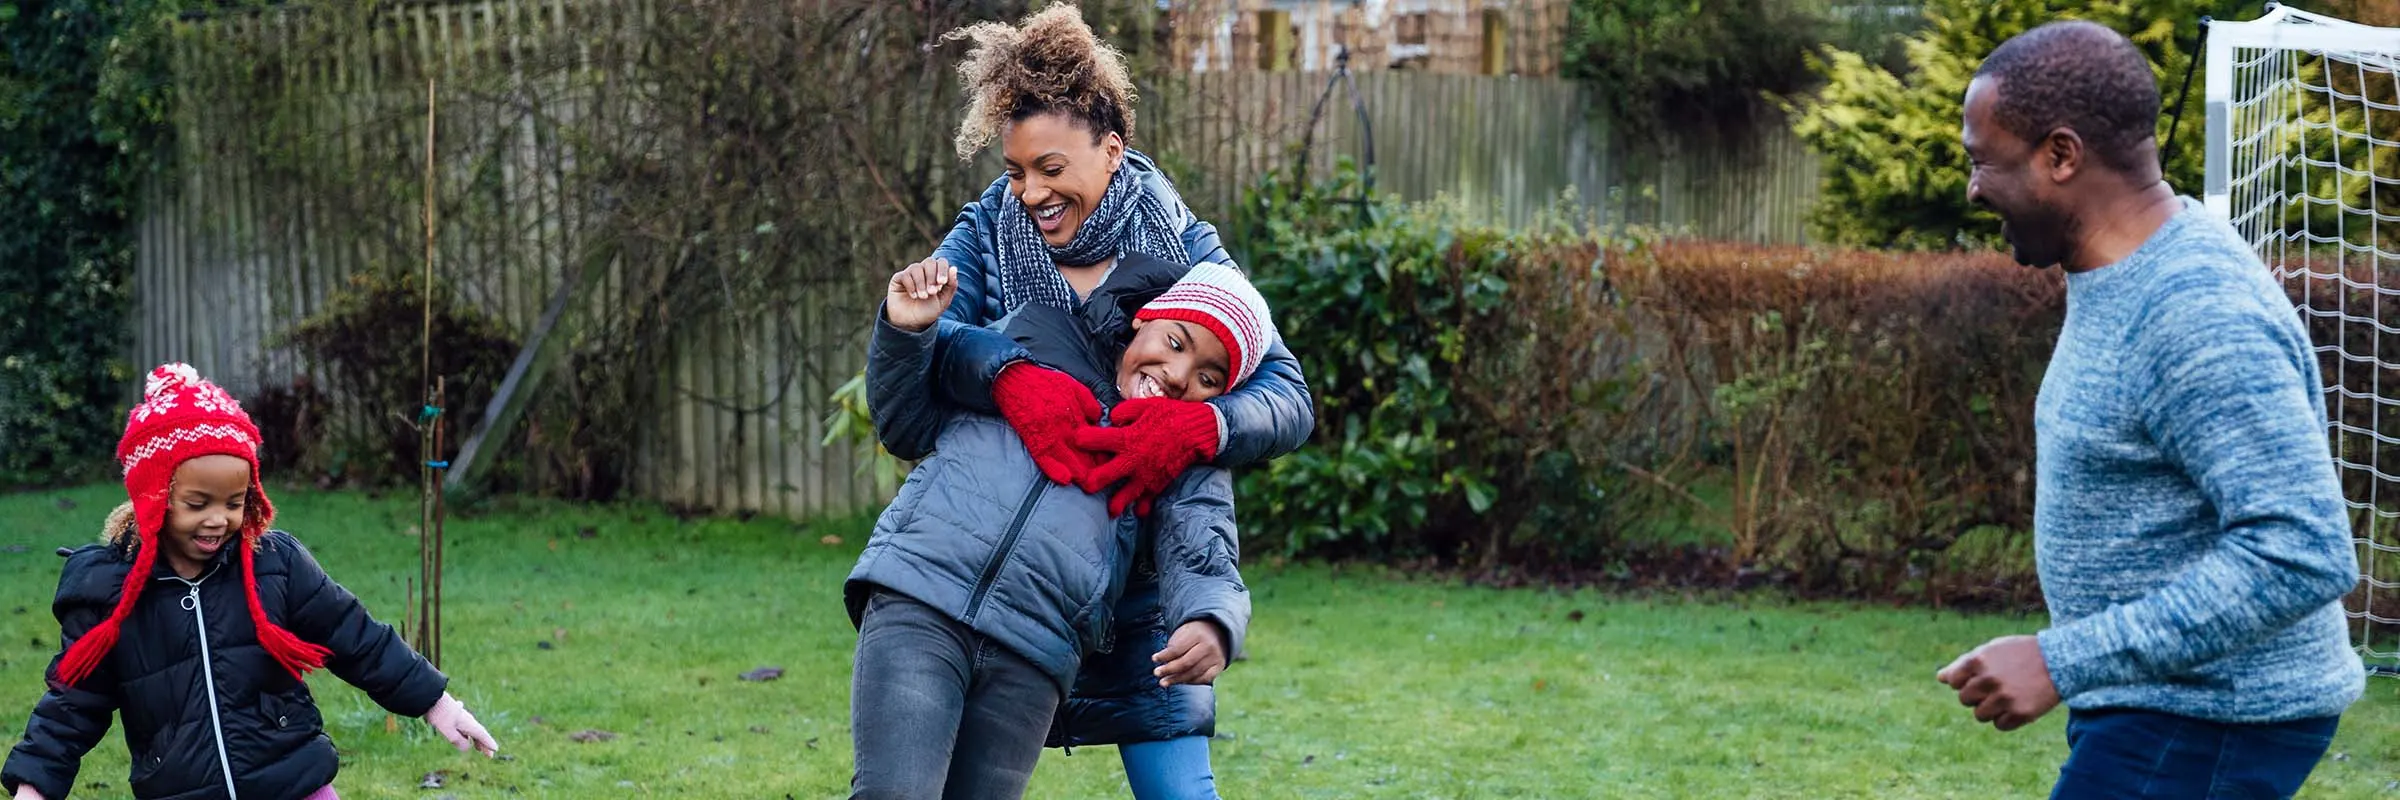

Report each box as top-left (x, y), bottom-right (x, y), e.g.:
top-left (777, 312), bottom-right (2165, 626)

top-left (749, 725), bottom-right (769, 734)
top-left (569, 729), bottom-right (618, 743)
top-left (819, 534), bottom-right (844, 546)
top-left (1567, 609), bottom-right (1587, 623)
top-left (740, 666), bottom-right (785, 682)
top-left (805, 737), bottom-right (819, 749)
top-left (420, 770), bottom-right (448, 789)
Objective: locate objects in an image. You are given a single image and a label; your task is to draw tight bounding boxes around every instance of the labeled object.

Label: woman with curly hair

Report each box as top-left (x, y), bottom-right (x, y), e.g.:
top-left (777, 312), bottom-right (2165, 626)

top-left (860, 4), bottom-right (1313, 799)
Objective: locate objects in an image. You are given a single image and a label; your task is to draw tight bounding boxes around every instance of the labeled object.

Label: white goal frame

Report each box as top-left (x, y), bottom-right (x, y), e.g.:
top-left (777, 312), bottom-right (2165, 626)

top-left (2203, 3), bottom-right (2400, 219)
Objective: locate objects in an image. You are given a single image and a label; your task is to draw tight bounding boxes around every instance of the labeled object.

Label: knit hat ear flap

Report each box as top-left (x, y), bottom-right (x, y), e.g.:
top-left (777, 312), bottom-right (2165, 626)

top-left (239, 476), bottom-right (324, 681)
top-left (50, 516), bottom-right (158, 689)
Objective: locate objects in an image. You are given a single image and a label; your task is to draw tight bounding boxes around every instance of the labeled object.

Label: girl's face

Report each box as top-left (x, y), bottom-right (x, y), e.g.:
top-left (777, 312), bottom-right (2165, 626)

top-left (1116, 318), bottom-right (1231, 403)
top-left (163, 454), bottom-right (251, 578)
top-left (1001, 112), bottom-right (1124, 247)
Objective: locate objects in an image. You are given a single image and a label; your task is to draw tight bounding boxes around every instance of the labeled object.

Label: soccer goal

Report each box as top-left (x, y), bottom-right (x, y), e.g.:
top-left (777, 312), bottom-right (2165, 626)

top-left (2204, 3), bottom-right (2400, 675)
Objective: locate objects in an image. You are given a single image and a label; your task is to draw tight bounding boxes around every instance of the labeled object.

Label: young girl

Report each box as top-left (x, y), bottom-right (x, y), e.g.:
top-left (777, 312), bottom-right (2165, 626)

top-left (3, 364), bottom-right (498, 800)
top-left (847, 256), bottom-right (1267, 800)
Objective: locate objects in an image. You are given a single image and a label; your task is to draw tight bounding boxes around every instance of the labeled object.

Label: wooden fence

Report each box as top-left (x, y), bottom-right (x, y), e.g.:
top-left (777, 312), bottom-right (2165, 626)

top-left (132, 0), bottom-right (1823, 520)
top-left (1146, 69), bottom-right (1821, 241)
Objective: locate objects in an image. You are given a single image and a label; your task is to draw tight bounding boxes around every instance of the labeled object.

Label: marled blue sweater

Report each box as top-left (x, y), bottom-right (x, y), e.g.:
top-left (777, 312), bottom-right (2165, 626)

top-left (2033, 198), bottom-right (2363, 723)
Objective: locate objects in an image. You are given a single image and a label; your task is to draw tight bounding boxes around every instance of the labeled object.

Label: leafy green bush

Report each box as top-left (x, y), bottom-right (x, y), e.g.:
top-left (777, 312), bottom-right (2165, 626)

top-left (0, 0), bottom-right (181, 486)
top-left (1787, 0), bottom-right (2245, 249)
top-left (1234, 163), bottom-right (1667, 568)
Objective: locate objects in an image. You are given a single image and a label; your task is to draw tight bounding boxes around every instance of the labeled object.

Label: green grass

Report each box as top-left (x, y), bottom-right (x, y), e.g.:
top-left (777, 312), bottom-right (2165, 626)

top-left (0, 485), bottom-right (2393, 798)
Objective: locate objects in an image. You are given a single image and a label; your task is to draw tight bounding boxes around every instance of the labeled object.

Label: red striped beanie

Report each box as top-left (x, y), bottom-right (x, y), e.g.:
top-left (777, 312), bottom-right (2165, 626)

top-left (1133, 261), bottom-right (1277, 388)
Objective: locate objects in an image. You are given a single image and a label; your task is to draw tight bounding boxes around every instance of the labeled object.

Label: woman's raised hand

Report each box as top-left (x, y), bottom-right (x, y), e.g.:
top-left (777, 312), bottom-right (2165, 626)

top-left (884, 258), bottom-right (959, 332)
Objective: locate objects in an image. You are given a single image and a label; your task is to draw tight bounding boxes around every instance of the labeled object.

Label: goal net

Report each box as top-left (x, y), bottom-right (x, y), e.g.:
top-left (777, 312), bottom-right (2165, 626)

top-left (2204, 3), bottom-right (2400, 675)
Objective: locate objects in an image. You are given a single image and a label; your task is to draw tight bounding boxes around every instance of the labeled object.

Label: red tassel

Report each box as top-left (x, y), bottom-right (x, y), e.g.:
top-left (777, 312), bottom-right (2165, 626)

top-left (52, 531), bottom-right (158, 688)
top-left (244, 524), bottom-right (328, 680)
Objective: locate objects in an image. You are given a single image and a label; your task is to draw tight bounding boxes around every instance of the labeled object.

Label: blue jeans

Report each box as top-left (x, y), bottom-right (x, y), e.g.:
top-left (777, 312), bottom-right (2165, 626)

top-left (2051, 709), bottom-right (2341, 799)
top-left (1120, 736), bottom-right (1219, 800)
top-left (850, 591), bottom-right (1062, 800)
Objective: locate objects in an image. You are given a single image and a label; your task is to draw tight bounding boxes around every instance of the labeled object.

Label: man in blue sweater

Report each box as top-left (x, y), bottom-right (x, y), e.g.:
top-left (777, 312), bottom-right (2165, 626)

top-left (1935, 20), bottom-right (2366, 798)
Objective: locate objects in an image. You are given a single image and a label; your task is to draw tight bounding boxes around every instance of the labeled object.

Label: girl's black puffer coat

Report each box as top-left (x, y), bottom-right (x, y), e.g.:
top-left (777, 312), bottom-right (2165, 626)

top-left (3, 531), bottom-right (447, 800)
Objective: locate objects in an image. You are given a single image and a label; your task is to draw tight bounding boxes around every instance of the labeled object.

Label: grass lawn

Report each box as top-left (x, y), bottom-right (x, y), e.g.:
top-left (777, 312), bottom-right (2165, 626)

top-left (0, 485), bottom-right (2393, 799)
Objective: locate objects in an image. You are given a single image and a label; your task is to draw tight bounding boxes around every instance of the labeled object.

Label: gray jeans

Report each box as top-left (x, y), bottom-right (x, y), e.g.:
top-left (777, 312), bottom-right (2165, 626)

top-left (849, 590), bottom-right (1063, 800)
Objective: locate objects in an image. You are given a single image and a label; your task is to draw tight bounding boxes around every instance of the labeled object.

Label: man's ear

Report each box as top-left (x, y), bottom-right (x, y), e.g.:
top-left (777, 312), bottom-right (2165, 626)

top-left (2041, 127), bottom-right (2085, 185)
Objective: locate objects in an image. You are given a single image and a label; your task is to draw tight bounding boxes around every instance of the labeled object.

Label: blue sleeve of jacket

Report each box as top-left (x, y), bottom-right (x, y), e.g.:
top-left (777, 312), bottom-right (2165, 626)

top-left (867, 305), bottom-right (966, 462)
top-left (1209, 335), bottom-right (1313, 468)
top-left (1150, 466), bottom-right (1250, 661)
top-left (932, 323), bottom-right (1033, 416)
top-left (933, 179), bottom-right (1007, 328)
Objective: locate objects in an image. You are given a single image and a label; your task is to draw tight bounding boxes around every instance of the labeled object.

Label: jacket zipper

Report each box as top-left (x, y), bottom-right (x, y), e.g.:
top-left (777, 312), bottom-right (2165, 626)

top-left (963, 474), bottom-right (1049, 624)
top-left (171, 564), bottom-right (239, 799)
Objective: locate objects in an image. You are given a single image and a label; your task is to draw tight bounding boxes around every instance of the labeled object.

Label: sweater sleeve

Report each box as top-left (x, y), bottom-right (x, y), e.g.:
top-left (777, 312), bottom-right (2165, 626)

top-left (2036, 283), bottom-right (2358, 698)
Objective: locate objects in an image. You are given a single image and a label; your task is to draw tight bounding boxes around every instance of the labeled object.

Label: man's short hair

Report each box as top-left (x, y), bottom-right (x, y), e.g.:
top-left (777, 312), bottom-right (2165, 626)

top-left (1975, 20), bottom-right (2162, 172)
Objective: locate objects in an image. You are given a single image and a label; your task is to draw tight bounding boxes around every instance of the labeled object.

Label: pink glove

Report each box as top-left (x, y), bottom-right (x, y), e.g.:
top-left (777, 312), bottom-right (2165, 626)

top-left (423, 692), bottom-right (499, 757)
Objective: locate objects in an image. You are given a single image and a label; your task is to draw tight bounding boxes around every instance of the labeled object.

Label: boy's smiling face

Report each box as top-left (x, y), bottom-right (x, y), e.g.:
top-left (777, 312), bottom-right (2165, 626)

top-left (1117, 318), bottom-right (1231, 402)
top-left (163, 454), bottom-right (251, 578)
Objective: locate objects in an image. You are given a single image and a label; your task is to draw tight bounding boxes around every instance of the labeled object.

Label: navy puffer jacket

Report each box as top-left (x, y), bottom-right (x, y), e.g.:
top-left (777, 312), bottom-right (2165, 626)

top-left (3, 532), bottom-right (447, 800)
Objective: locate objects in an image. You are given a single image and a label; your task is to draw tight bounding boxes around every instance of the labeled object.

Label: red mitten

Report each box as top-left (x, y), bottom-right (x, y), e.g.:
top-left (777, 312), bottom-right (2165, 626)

top-left (993, 363), bottom-right (1104, 485)
top-left (1073, 397), bottom-right (1221, 517)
